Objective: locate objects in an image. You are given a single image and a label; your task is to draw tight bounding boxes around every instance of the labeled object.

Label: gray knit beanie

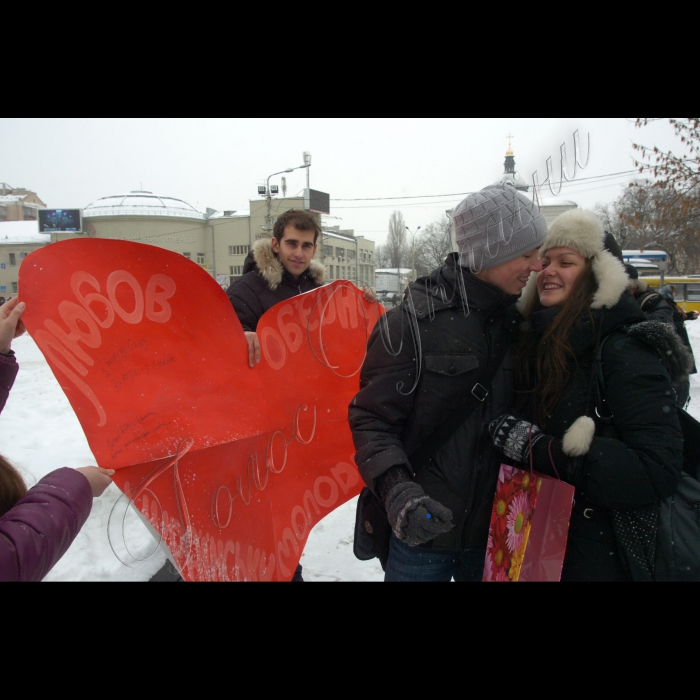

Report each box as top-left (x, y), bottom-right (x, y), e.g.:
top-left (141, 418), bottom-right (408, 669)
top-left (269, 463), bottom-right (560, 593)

top-left (453, 184), bottom-right (547, 271)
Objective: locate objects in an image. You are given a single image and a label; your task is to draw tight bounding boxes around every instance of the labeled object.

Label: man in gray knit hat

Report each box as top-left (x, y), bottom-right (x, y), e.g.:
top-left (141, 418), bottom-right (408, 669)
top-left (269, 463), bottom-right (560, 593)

top-left (349, 184), bottom-right (546, 581)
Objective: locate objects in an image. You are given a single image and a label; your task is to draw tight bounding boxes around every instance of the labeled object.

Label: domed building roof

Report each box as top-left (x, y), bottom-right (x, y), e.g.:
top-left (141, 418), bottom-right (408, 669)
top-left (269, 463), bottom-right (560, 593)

top-left (499, 171), bottom-right (530, 191)
top-left (84, 190), bottom-right (205, 220)
top-left (494, 144), bottom-right (530, 192)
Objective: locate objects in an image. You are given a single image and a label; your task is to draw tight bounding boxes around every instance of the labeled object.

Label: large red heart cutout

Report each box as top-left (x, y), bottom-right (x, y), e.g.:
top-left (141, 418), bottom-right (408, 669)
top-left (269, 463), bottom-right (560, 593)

top-left (19, 239), bottom-right (382, 581)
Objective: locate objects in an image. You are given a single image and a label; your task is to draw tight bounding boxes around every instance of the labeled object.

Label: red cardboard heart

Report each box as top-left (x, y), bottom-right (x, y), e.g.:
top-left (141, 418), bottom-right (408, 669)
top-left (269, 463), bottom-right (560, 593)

top-left (19, 239), bottom-right (382, 580)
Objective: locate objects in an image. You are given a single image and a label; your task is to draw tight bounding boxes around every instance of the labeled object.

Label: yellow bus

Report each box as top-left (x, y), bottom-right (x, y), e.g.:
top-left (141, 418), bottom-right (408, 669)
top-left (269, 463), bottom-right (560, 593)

top-left (638, 276), bottom-right (700, 314)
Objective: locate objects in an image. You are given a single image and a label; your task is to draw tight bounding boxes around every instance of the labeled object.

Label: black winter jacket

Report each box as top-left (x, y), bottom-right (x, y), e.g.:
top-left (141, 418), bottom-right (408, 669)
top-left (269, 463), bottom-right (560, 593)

top-left (517, 276), bottom-right (686, 581)
top-left (349, 254), bottom-right (521, 550)
top-left (226, 239), bottom-right (326, 331)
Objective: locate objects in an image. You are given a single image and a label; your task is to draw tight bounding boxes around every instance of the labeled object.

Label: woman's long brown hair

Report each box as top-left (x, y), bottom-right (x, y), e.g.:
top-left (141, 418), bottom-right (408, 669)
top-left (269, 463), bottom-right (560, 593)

top-left (0, 455), bottom-right (27, 517)
top-left (515, 261), bottom-right (598, 428)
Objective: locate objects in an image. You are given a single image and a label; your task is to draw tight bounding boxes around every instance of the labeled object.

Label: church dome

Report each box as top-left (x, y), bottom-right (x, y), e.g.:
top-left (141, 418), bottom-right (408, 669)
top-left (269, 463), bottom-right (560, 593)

top-left (84, 190), bottom-right (205, 220)
top-left (498, 172), bottom-right (530, 191)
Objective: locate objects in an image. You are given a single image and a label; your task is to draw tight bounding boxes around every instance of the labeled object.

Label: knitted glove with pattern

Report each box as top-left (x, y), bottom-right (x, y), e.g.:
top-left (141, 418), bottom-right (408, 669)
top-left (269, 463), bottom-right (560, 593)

top-left (489, 413), bottom-right (547, 466)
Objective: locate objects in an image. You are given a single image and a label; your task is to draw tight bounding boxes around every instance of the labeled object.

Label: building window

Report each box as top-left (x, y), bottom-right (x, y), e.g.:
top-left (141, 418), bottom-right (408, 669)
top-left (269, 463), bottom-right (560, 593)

top-left (336, 266), bottom-right (340, 279)
top-left (230, 265), bottom-right (242, 275)
top-left (323, 245), bottom-right (333, 258)
top-left (20, 252), bottom-right (28, 260)
top-left (8, 253), bottom-right (15, 266)
top-left (183, 252), bottom-right (191, 259)
top-left (228, 245), bottom-right (250, 256)
top-left (348, 250), bottom-right (356, 261)
top-left (336, 247), bottom-right (345, 261)
top-left (197, 253), bottom-right (205, 265)
top-left (12, 282), bottom-right (18, 294)
top-left (328, 265), bottom-right (334, 281)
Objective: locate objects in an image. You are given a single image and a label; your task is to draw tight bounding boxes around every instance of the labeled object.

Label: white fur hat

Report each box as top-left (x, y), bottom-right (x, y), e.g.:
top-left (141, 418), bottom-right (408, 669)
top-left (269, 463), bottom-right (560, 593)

top-left (519, 208), bottom-right (629, 311)
top-left (540, 209), bottom-right (604, 259)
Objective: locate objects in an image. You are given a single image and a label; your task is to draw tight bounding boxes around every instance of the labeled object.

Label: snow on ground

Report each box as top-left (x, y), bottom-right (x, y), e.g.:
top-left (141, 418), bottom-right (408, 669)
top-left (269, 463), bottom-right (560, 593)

top-left (0, 334), bottom-right (384, 582)
top-left (4, 320), bottom-right (700, 583)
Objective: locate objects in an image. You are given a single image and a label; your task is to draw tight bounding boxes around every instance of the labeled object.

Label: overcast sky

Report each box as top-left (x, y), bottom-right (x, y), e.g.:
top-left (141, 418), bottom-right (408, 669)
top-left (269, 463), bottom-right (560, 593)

top-left (0, 118), bottom-right (684, 246)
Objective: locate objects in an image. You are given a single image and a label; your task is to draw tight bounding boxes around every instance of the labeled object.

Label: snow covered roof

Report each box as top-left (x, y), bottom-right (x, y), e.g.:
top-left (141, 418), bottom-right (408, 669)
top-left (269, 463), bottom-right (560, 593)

top-left (0, 195), bottom-right (40, 207)
top-left (84, 190), bottom-right (205, 220)
top-left (376, 268), bottom-right (413, 274)
top-left (496, 173), bottom-right (530, 191)
top-left (207, 209), bottom-right (250, 220)
top-left (626, 258), bottom-right (660, 269)
top-left (536, 197), bottom-right (578, 207)
top-left (321, 230), bottom-right (357, 242)
top-left (622, 250), bottom-right (667, 260)
top-left (0, 221), bottom-right (52, 245)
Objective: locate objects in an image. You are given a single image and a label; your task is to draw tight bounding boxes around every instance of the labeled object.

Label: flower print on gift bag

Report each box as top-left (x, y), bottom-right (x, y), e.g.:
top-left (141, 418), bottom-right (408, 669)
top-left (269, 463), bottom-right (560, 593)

top-left (483, 464), bottom-right (574, 582)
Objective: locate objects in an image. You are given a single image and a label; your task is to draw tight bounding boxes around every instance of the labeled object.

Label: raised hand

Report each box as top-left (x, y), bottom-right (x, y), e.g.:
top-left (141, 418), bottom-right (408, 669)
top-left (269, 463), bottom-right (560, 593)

top-left (0, 298), bottom-right (26, 354)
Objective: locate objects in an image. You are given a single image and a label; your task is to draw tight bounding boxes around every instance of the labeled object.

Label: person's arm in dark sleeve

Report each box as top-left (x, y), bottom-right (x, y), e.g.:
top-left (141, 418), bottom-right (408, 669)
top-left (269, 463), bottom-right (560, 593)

top-left (349, 309), bottom-right (420, 493)
top-left (0, 352), bottom-right (18, 415)
top-left (642, 297), bottom-right (675, 324)
top-left (227, 277), bottom-right (266, 332)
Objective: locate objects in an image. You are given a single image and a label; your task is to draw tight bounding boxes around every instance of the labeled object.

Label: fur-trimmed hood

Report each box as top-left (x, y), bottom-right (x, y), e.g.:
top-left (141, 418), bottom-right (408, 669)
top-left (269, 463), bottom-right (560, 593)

top-left (627, 320), bottom-right (695, 384)
top-left (517, 252), bottom-right (629, 315)
top-left (251, 238), bottom-right (326, 291)
top-left (517, 209), bottom-right (629, 315)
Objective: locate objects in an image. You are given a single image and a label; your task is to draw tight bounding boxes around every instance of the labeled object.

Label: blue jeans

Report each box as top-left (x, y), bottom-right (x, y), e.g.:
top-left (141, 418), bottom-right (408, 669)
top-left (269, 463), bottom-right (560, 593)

top-left (384, 534), bottom-right (486, 582)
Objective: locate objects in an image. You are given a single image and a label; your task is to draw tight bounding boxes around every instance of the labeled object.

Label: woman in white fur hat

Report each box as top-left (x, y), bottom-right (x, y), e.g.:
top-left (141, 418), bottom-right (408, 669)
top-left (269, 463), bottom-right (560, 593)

top-left (488, 209), bottom-right (692, 581)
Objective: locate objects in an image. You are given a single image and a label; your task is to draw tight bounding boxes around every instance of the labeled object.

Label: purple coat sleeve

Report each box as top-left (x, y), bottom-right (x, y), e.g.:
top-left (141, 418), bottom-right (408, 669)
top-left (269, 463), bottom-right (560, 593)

top-left (0, 468), bottom-right (93, 582)
top-left (0, 352), bottom-right (18, 415)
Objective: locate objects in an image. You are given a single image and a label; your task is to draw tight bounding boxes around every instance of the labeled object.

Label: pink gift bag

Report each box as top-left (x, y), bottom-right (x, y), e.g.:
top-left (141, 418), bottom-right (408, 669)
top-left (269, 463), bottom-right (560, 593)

top-left (484, 464), bottom-right (574, 582)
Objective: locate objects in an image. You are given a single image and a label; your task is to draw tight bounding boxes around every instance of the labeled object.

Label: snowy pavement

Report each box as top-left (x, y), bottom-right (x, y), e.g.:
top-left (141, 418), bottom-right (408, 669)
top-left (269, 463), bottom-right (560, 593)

top-left (0, 333), bottom-right (386, 581)
top-left (3, 322), bottom-right (700, 582)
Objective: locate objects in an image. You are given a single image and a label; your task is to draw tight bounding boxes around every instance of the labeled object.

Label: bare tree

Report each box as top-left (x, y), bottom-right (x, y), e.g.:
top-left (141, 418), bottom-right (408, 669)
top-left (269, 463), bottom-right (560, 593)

top-left (633, 118), bottom-right (700, 201)
top-left (414, 216), bottom-right (454, 276)
top-left (607, 179), bottom-right (700, 273)
top-left (375, 243), bottom-right (391, 269)
top-left (592, 202), bottom-right (628, 246)
top-left (385, 211), bottom-right (409, 269)
top-left (630, 119), bottom-right (700, 272)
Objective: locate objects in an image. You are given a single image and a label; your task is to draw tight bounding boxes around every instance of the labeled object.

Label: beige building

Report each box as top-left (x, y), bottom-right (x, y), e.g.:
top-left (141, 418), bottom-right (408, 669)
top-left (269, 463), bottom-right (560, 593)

top-left (0, 184), bottom-right (47, 222)
top-left (80, 190), bottom-right (375, 290)
top-left (0, 221), bottom-right (52, 297)
top-left (3, 189), bottom-right (375, 295)
top-left (319, 227), bottom-right (375, 288)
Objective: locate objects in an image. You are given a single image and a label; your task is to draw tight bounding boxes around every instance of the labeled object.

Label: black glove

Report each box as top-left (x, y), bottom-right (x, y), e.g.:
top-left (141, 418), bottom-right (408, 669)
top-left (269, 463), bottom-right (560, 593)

top-left (489, 413), bottom-right (547, 465)
top-left (384, 481), bottom-right (454, 546)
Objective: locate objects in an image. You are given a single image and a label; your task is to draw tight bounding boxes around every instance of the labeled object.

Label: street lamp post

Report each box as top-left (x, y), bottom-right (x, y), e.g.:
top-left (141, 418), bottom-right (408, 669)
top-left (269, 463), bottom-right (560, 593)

top-left (406, 225), bottom-right (421, 282)
top-left (264, 163), bottom-right (310, 237)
